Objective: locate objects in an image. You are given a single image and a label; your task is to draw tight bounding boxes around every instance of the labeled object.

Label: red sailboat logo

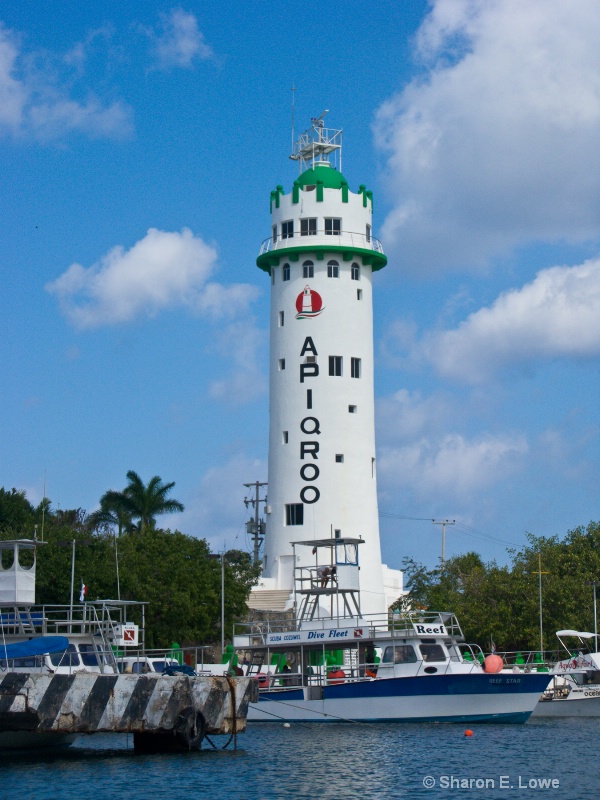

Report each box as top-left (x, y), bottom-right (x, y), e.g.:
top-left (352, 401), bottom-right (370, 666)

top-left (295, 285), bottom-right (324, 319)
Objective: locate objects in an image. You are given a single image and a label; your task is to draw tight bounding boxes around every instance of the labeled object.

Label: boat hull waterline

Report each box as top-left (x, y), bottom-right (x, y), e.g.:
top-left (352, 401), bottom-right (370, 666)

top-left (249, 673), bottom-right (552, 723)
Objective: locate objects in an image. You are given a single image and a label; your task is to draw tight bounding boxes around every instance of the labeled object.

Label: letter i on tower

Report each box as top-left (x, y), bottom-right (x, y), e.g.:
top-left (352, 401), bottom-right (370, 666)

top-left (256, 112), bottom-right (389, 616)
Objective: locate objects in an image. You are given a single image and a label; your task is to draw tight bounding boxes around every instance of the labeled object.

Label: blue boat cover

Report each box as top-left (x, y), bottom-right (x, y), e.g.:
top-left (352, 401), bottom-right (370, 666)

top-left (0, 636), bottom-right (69, 660)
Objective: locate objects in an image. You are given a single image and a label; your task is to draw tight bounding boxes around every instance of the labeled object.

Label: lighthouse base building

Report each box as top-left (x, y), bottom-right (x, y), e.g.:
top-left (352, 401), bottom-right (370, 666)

top-left (248, 115), bottom-right (403, 617)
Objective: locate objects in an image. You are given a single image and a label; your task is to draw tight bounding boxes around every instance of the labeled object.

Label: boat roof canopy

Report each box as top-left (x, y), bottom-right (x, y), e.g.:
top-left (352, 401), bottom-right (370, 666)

top-left (292, 537), bottom-right (364, 548)
top-left (556, 630), bottom-right (596, 638)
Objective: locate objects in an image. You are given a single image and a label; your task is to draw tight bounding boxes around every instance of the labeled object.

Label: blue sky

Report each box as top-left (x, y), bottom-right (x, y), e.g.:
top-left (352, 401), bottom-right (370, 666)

top-left (1, 0), bottom-right (599, 573)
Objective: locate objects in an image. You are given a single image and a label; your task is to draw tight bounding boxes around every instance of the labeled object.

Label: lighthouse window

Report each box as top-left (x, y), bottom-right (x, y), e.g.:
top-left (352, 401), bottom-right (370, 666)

top-left (285, 503), bottom-right (304, 526)
top-left (282, 220), bottom-right (294, 239)
top-left (271, 268), bottom-right (275, 285)
top-left (303, 260), bottom-right (314, 278)
top-left (279, 311), bottom-right (284, 327)
top-left (327, 260), bottom-right (339, 278)
top-left (366, 224), bottom-right (371, 243)
top-left (301, 218), bottom-right (317, 236)
top-left (357, 289), bottom-right (363, 300)
top-left (283, 263), bottom-right (290, 281)
top-left (282, 431), bottom-right (289, 444)
top-left (329, 356), bottom-right (342, 376)
top-left (349, 405), bottom-right (357, 413)
top-left (351, 358), bottom-right (361, 379)
top-left (351, 263), bottom-right (360, 281)
top-left (272, 225), bottom-right (277, 243)
top-left (335, 454), bottom-right (344, 463)
top-left (325, 218), bottom-right (341, 235)
top-left (279, 359), bottom-right (286, 370)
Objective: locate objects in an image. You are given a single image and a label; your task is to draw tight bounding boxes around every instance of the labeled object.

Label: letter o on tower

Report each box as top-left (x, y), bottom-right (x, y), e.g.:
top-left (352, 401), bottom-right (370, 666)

top-left (300, 464), bottom-right (320, 482)
top-left (300, 486), bottom-right (320, 504)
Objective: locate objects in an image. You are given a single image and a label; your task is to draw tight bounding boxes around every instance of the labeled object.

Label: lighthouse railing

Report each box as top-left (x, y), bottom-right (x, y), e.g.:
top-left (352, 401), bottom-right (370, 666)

top-left (259, 230), bottom-right (385, 256)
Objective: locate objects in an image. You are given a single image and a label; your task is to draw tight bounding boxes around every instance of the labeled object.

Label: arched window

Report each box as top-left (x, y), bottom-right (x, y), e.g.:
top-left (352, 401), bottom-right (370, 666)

top-left (303, 260), bottom-right (314, 278)
top-left (283, 263), bottom-right (290, 281)
top-left (327, 260), bottom-right (339, 278)
top-left (351, 262), bottom-right (360, 281)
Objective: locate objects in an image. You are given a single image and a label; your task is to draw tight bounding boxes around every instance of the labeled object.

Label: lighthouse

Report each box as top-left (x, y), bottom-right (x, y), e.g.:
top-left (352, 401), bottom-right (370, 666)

top-left (255, 113), bottom-right (389, 616)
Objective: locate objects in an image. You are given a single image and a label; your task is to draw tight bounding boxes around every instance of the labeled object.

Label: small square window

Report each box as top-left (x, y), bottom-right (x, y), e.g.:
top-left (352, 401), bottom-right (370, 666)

top-left (282, 220), bottom-right (293, 239)
top-left (327, 260), bottom-right (339, 278)
top-left (334, 529), bottom-right (341, 539)
top-left (303, 260), bottom-right (314, 278)
top-left (282, 431), bottom-right (289, 444)
top-left (283, 263), bottom-right (290, 281)
top-left (366, 224), bottom-right (371, 243)
top-left (349, 405), bottom-right (357, 414)
top-left (279, 311), bottom-right (284, 327)
top-left (335, 454), bottom-right (344, 463)
top-left (357, 289), bottom-right (363, 300)
top-left (351, 358), bottom-right (361, 379)
top-left (271, 268), bottom-right (275, 285)
top-left (351, 263), bottom-right (360, 281)
top-left (301, 218), bottom-right (317, 236)
top-left (325, 218), bottom-right (341, 235)
top-left (329, 356), bottom-right (342, 376)
top-left (286, 503), bottom-right (304, 525)
top-left (279, 358), bottom-right (286, 370)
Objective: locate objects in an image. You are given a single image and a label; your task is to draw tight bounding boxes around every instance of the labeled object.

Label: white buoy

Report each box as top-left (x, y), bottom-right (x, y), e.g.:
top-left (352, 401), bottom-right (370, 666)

top-left (283, 722), bottom-right (291, 728)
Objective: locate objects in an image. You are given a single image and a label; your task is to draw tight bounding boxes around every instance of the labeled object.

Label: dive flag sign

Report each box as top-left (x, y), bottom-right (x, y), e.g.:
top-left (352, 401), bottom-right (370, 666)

top-left (118, 624), bottom-right (139, 647)
top-left (79, 583), bottom-right (87, 602)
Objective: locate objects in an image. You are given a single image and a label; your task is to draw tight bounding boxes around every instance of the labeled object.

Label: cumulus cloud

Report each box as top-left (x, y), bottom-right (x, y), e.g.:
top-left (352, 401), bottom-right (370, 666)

top-left (0, 22), bottom-right (132, 141)
top-left (208, 318), bottom-right (267, 404)
top-left (374, 0), bottom-right (600, 273)
top-left (46, 227), bottom-right (259, 329)
top-left (178, 455), bottom-right (267, 547)
top-left (148, 9), bottom-right (213, 69)
top-left (421, 258), bottom-right (600, 381)
top-left (378, 432), bottom-right (528, 503)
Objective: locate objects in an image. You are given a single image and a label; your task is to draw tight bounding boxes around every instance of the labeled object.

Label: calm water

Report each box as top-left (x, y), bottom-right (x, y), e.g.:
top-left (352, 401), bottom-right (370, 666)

top-left (0, 719), bottom-right (596, 800)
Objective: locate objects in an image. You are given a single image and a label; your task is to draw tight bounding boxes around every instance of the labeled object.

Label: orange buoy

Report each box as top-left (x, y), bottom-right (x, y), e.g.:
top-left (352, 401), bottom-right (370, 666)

top-left (483, 654), bottom-right (504, 673)
top-left (256, 673), bottom-right (270, 688)
top-left (465, 729), bottom-right (473, 737)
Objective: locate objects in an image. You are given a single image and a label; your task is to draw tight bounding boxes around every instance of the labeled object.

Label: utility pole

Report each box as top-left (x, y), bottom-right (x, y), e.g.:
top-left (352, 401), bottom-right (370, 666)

top-left (244, 481), bottom-right (268, 565)
top-left (530, 553), bottom-right (549, 657)
top-left (432, 519), bottom-right (455, 574)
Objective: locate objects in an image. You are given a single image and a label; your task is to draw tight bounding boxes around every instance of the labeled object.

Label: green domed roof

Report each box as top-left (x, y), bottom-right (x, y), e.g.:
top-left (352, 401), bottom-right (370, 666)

top-left (295, 164), bottom-right (347, 189)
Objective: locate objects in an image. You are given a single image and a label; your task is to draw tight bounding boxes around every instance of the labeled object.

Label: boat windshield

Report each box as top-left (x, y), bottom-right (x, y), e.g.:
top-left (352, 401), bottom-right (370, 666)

top-left (382, 645), bottom-right (418, 664)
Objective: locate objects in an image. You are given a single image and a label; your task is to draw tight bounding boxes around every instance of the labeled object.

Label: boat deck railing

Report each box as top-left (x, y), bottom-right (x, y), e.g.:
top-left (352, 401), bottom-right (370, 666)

top-left (232, 610), bottom-right (465, 647)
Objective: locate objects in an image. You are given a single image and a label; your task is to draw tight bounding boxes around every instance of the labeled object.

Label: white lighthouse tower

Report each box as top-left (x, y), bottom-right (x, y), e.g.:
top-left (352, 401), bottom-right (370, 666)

top-left (256, 114), bottom-right (389, 616)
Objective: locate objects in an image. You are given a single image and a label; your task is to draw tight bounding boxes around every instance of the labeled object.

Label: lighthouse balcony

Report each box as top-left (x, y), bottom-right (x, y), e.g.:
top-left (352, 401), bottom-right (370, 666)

top-left (259, 229), bottom-right (384, 257)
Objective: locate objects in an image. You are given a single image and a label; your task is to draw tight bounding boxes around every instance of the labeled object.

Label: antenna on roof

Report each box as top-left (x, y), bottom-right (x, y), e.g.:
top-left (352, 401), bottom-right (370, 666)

top-left (291, 84), bottom-right (296, 154)
top-left (290, 110), bottom-right (343, 173)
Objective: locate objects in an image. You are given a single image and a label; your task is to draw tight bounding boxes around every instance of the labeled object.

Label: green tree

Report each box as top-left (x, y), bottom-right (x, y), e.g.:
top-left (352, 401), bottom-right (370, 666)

top-left (98, 470), bottom-right (184, 533)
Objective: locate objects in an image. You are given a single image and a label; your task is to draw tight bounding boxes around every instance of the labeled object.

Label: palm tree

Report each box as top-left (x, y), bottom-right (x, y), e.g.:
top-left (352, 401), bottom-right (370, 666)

top-left (101, 470), bottom-right (185, 533)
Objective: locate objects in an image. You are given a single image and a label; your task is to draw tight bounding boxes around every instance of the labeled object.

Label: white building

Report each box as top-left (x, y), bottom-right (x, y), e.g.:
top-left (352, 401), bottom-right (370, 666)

top-left (251, 116), bottom-right (402, 616)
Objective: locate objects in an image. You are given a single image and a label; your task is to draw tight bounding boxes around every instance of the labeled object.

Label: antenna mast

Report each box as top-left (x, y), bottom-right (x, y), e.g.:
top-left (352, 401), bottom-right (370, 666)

top-left (290, 110), bottom-right (343, 173)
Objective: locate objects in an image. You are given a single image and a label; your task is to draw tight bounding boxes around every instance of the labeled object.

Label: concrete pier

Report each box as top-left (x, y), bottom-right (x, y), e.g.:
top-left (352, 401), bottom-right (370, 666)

top-left (0, 671), bottom-right (258, 750)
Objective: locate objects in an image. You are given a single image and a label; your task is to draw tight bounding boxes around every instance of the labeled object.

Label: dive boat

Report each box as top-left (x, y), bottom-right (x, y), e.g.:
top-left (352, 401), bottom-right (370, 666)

top-left (531, 631), bottom-right (600, 717)
top-left (231, 537), bottom-right (552, 723)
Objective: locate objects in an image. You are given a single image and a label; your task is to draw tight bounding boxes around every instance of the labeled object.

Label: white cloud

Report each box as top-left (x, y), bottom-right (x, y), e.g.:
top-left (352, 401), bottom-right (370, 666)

top-left (178, 455), bottom-right (267, 548)
top-left (421, 257), bottom-right (600, 381)
top-left (378, 432), bottom-right (528, 502)
top-left (0, 22), bottom-right (132, 141)
top-left (149, 9), bottom-right (213, 69)
top-left (375, 0), bottom-right (600, 274)
top-left (46, 227), bottom-right (258, 329)
top-left (208, 318), bottom-right (267, 404)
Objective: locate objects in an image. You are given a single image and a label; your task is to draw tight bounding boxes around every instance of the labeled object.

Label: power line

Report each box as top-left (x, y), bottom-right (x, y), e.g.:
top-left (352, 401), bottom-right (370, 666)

top-left (379, 511), bottom-right (522, 548)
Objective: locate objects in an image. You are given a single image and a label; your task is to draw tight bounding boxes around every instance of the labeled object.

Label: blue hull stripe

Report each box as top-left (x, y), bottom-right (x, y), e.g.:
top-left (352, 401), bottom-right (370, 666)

top-left (251, 711), bottom-right (532, 724)
top-left (259, 673), bottom-right (550, 703)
